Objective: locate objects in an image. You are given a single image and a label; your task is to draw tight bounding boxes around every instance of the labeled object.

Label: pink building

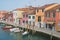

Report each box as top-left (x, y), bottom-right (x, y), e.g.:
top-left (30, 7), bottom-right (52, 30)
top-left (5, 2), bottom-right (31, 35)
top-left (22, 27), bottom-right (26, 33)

top-left (19, 18), bottom-right (22, 25)
top-left (22, 12), bottom-right (28, 25)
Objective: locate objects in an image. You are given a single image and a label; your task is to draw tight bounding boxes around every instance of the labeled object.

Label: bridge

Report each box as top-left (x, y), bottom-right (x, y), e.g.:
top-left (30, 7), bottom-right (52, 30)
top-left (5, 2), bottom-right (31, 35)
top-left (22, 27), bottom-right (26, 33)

top-left (0, 20), bottom-right (60, 38)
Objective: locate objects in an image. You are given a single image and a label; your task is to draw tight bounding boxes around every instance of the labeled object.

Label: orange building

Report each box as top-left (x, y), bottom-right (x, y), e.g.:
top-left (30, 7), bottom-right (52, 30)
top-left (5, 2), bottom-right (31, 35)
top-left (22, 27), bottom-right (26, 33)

top-left (35, 3), bottom-right (57, 28)
top-left (35, 9), bottom-right (45, 27)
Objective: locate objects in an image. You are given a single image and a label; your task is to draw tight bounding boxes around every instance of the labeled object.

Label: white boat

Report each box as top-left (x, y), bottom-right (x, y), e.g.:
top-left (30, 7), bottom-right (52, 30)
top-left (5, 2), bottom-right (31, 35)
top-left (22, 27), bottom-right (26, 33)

top-left (10, 28), bottom-right (20, 32)
top-left (22, 31), bottom-right (29, 35)
top-left (19, 29), bottom-right (23, 32)
top-left (10, 28), bottom-right (15, 32)
top-left (13, 29), bottom-right (20, 32)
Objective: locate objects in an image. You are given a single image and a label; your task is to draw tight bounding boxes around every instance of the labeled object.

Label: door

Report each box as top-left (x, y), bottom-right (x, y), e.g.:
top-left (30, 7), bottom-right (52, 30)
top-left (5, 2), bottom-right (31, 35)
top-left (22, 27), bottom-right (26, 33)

top-left (38, 16), bottom-right (41, 27)
top-left (38, 16), bottom-right (41, 22)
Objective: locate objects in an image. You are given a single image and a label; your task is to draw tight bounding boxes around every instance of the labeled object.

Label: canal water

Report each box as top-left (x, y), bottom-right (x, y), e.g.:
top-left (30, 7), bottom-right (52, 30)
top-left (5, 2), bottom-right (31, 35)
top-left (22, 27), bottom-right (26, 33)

top-left (0, 23), bottom-right (60, 40)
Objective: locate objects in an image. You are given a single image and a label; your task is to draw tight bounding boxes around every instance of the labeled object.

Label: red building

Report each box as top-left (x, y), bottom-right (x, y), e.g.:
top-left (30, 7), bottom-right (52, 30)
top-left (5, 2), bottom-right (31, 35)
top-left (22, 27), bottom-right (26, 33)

top-left (0, 10), bottom-right (8, 21)
top-left (4, 12), bottom-right (13, 22)
top-left (44, 4), bottom-right (60, 31)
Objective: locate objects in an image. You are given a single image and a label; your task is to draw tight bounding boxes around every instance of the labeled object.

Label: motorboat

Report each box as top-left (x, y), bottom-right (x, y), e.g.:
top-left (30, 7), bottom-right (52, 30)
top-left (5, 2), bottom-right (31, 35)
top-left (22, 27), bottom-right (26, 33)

top-left (22, 31), bottom-right (29, 35)
top-left (9, 28), bottom-right (20, 32)
top-left (2, 26), bottom-right (12, 30)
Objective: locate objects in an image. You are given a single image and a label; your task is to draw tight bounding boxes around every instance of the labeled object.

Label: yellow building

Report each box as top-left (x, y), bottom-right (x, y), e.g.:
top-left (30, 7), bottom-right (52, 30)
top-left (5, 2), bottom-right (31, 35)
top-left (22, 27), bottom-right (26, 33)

top-left (16, 10), bottom-right (24, 18)
top-left (12, 10), bottom-right (24, 24)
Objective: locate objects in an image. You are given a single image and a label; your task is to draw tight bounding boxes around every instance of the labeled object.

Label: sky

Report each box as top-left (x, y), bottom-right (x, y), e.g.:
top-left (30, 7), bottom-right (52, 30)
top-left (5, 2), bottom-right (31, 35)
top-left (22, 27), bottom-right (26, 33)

top-left (0, 0), bottom-right (60, 10)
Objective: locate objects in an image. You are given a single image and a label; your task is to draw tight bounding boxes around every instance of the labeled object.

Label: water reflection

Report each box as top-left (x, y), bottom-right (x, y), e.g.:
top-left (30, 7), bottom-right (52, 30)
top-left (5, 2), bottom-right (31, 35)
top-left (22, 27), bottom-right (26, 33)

top-left (10, 32), bottom-right (21, 40)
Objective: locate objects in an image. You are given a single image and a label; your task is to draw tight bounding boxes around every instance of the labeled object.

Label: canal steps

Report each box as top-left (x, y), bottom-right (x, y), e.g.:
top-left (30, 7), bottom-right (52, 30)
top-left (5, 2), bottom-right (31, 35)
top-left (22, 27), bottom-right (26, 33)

top-left (0, 21), bottom-right (60, 38)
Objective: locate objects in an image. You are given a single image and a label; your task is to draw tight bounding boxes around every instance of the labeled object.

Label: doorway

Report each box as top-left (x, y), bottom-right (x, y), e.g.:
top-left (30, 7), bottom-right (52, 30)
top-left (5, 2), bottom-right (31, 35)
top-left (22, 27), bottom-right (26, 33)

top-left (38, 16), bottom-right (41, 28)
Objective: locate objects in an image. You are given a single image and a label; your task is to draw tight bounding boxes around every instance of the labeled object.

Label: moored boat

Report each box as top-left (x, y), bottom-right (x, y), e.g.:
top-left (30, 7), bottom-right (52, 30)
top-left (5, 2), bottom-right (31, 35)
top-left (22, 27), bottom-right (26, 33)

top-left (9, 28), bottom-right (21, 32)
top-left (22, 31), bottom-right (29, 35)
top-left (2, 26), bottom-right (12, 30)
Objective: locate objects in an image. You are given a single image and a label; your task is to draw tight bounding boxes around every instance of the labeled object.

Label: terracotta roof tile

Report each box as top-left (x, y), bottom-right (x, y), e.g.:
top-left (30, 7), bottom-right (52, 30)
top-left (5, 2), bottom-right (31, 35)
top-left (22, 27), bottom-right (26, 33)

top-left (15, 8), bottom-right (28, 11)
top-left (45, 5), bottom-right (60, 11)
top-left (14, 6), bottom-right (36, 11)
top-left (0, 10), bottom-right (8, 14)
top-left (13, 6), bottom-right (37, 15)
top-left (38, 3), bottom-right (59, 9)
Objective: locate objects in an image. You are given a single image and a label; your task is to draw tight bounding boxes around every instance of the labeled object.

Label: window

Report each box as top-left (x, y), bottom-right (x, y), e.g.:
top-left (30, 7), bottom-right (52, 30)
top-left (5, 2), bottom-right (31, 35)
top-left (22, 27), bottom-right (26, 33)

top-left (38, 16), bottom-right (41, 22)
top-left (37, 9), bottom-right (39, 12)
top-left (42, 9), bottom-right (44, 12)
top-left (32, 16), bottom-right (35, 19)
top-left (26, 15), bottom-right (28, 17)
top-left (23, 15), bottom-right (25, 18)
top-left (46, 12), bottom-right (50, 17)
top-left (19, 20), bottom-right (20, 24)
top-left (52, 12), bottom-right (55, 17)
top-left (26, 21), bottom-right (28, 24)
top-left (58, 20), bottom-right (60, 26)
top-left (14, 13), bottom-right (17, 16)
top-left (47, 12), bottom-right (50, 17)
top-left (33, 22), bottom-right (35, 26)
top-left (23, 20), bottom-right (25, 23)
top-left (45, 13), bottom-right (47, 17)
top-left (29, 21), bottom-right (31, 25)
top-left (29, 16), bottom-right (31, 19)
top-left (59, 8), bottom-right (60, 11)
top-left (56, 8), bottom-right (60, 12)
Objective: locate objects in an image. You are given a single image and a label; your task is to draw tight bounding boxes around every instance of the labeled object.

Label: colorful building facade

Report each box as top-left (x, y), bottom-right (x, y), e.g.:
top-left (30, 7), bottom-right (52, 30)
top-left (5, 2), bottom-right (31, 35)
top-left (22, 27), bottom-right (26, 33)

top-left (28, 14), bottom-right (35, 26)
top-left (35, 9), bottom-right (45, 28)
top-left (44, 4), bottom-right (60, 31)
top-left (22, 12), bottom-right (28, 25)
top-left (4, 12), bottom-right (13, 22)
top-left (12, 10), bottom-right (24, 25)
top-left (0, 10), bottom-right (8, 21)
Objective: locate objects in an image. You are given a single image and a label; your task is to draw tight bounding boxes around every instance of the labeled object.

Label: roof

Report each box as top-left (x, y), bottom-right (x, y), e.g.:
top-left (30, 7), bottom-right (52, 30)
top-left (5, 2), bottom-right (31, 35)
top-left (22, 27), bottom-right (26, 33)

top-left (15, 8), bottom-right (28, 11)
top-left (38, 3), bottom-right (60, 11)
top-left (13, 6), bottom-right (37, 15)
top-left (0, 10), bottom-right (8, 14)
top-left (13, 3), bottom-right (60, 15)
top-left (28, 9), bottom-right (36, 15)
top-left (14, 6), bottom-right (36, 11)
top-left (39, 3), bottom-right (57, 9)
top-left (45, 5), bottom-right (60, 12)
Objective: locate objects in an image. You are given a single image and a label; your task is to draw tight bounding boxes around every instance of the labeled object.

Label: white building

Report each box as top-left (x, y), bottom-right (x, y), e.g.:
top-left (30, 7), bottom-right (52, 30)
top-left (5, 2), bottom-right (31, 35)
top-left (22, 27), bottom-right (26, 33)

top-left (28, 14), bottom-right (35, 26)
top-left (12, 11), bottom-right (18, 24)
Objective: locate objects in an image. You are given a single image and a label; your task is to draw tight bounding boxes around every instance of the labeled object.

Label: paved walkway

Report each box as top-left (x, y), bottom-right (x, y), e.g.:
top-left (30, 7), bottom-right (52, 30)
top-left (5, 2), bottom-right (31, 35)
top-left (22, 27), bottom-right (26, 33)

top-left (0, 21), bottom-right (60, 38)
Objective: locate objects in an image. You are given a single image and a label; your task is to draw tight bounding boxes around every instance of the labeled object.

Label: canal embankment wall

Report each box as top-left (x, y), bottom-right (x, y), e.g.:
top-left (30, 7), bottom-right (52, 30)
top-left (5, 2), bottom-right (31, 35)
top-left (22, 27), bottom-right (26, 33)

top-left (0, 21), bottom-right (60, 39)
